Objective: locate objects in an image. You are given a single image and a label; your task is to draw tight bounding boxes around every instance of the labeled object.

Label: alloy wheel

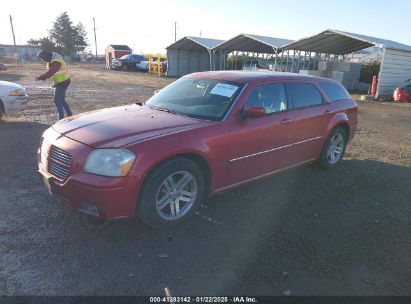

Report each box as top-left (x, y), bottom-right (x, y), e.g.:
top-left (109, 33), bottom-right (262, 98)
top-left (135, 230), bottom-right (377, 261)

top-left (327, 133), bottom-right (344, 165)
top-left (155, 171), bottom-right (198, 221)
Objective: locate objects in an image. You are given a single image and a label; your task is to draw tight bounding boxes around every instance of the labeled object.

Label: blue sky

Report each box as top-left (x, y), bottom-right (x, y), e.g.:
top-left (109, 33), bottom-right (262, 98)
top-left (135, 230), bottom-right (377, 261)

top-left (1, 0), bottom-right (410, 54)
top-left (183, 0), bottom-right (411, 42)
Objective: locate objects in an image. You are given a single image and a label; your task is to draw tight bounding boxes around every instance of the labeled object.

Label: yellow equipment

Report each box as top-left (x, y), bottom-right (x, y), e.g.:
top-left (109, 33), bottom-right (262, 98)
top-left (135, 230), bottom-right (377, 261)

top-left (148, 55), bottom-right (167, 76)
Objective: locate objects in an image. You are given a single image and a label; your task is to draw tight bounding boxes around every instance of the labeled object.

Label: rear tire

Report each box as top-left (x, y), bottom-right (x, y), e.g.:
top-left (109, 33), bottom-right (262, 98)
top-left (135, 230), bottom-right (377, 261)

top-left (137, 157), bottom-right (205, 228)
top-left (317, 126), bottom-right (347, 169)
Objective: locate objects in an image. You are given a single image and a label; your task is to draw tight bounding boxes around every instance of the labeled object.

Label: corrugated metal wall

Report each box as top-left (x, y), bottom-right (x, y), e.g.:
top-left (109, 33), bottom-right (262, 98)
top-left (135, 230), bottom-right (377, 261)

top-left (167, 50), bottom-right (225, 77)
top-left (167, 50), bottom-right (210, 77)
top-left (377, 48), bottom-right (411, 97)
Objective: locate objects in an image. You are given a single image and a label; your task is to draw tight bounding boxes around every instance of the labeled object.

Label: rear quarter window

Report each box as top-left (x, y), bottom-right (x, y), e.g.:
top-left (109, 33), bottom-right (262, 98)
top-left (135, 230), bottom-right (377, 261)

top-left (319, 82), bottom-right (350, 101)
top-left (286, 83), bottom-right (323, 109)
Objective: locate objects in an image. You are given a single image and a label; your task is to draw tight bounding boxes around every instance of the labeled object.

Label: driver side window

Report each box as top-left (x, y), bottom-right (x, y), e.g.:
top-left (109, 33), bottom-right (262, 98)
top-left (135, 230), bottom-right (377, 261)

top-left (245, 83), bottom-right (287, 115)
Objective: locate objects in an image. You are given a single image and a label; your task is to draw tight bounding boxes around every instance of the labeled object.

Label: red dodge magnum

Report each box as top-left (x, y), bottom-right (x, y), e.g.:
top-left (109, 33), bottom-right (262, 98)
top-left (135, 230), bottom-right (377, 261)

top-left (38, 71), bottom-right (358, 227)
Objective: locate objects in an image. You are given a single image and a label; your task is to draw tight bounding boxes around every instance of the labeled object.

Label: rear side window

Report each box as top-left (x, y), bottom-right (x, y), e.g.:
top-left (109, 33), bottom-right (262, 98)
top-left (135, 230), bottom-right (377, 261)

top-left (319, 82), bottom-right (349, 101)
top-left (286, 83), bottom-right (323, 108)
top-left (245, 83), bottom-right (287, 114)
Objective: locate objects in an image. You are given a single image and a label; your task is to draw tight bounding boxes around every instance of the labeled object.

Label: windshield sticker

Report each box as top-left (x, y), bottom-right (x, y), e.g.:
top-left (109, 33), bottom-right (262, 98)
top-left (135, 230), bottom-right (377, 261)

top-left (210, 83), bottom-right (239, 98)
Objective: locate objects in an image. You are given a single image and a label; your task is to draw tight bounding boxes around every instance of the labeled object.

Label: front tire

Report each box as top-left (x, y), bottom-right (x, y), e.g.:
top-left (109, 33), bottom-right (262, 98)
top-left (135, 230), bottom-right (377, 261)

top-left (137, 157), bottom-right (205, 228)
top-left (121, 65), bottom-right (128, 71)
top-left (317, 126), bottom-right (347, 169)
top-left (0, 101), bottom-right (4, 120)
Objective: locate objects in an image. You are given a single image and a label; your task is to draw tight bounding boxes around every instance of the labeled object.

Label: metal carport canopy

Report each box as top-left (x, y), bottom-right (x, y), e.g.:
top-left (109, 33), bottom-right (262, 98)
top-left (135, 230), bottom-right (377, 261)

top-left (166, 36), bottom-right (225, 51)
top-left (213, 33), bottom-right (294, 53)
top-left (282, 29), bottom-right (411, 55)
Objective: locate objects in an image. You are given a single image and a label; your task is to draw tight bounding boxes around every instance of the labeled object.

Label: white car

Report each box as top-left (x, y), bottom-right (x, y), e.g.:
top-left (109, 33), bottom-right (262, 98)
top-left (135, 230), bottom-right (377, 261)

top-left (0, 81), bottom-right (29, 119)
top-left (136, 60), bottom-right (149, 71)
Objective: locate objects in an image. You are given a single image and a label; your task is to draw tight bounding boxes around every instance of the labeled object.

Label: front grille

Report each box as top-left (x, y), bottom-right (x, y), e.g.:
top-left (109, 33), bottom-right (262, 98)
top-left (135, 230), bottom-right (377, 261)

top-left (48, 146), bottom-right (72, 180)
top-left (51, 146), bottom-right (72, 166)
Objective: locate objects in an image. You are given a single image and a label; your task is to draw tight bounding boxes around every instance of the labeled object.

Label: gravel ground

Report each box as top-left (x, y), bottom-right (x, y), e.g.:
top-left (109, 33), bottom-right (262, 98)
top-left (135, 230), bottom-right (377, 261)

top-left (0, 65), bottom-right (410, 296)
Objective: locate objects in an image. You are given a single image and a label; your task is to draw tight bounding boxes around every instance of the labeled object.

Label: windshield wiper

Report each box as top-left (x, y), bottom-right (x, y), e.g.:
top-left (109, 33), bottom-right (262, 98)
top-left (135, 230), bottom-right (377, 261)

top-left (154, 106), bottom-right (176, 114)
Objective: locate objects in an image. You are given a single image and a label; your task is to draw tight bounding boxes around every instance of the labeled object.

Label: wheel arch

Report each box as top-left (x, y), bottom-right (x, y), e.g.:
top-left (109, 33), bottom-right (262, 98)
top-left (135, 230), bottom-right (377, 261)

top-left (326, 112), bottom-right (350, 139)
top-left (334, 122), bottom-right (350, 139)
top-left (139, 152), bottom-right (212, 197)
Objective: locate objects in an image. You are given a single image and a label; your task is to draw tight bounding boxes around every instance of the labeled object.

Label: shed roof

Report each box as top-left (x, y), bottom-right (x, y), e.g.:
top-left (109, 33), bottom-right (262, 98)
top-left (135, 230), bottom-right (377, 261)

top-left (214, 33), bottom-right (294, 53)
top-left (282, 29), bottom-right (411, 54)
top-left (107, 45), bottom-right (132, 51)
top-left (167, 36), bottom-right (225, 51)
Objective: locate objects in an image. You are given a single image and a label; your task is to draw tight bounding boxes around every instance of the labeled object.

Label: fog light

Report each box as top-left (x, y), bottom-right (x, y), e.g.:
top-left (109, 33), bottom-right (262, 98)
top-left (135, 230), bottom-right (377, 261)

top-left (79, 203), bottom-right (100, 217)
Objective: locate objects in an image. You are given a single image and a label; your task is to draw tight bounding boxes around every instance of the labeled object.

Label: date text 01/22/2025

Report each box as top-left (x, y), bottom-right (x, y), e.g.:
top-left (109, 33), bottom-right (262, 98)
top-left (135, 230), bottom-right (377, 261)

top-left (149, 296), bottom-right (258, 303)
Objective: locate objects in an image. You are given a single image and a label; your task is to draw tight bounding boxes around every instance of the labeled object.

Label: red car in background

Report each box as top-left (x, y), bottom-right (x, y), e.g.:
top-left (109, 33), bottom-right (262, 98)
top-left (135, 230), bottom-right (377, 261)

top-left (393, 82), bottom-right (411, 102)
top-left (38, 71), bottom-right (358, 228)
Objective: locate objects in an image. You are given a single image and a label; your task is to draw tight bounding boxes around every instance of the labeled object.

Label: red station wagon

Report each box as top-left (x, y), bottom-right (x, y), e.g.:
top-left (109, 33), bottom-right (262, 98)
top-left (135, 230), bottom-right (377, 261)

top-left (38, 71), bottom-right (358, 227)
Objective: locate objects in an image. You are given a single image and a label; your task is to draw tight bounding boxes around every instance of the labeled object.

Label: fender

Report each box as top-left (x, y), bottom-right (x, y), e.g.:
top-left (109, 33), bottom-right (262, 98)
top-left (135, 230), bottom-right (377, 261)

top-left (130, 127), bottom-right (227, 195)
top-left (326, 112), bottom-right (350, 137)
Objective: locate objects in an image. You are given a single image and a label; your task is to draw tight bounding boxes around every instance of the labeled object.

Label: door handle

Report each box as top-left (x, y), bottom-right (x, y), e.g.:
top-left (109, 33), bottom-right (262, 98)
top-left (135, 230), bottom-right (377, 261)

top-left (280, 118), bottom-right (293, 124)
top-left (323, 110), bottom-right (331, 114)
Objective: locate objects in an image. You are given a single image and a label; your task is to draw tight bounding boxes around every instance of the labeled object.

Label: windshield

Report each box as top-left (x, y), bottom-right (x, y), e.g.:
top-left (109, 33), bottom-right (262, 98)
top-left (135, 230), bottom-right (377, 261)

top-left (120, 55), bottom-right (131, 60)
top-left (145, 77), bottom-right (244, 121)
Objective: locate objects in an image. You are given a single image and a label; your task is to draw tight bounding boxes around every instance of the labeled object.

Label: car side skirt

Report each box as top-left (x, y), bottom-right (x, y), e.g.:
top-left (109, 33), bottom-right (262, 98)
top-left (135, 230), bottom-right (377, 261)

top-left (212, 158), bottom-right (316, 195)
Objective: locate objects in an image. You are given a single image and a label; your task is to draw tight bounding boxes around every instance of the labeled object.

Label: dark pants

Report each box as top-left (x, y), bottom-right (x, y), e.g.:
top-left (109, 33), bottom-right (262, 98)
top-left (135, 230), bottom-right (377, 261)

top-left (54, 85), bottom-right (72, 120)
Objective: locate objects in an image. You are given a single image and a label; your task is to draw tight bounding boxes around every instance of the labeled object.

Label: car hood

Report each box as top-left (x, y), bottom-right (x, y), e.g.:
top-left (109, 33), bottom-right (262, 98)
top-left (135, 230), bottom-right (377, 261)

top-left (0, 81), bottom-right (23, 95)
top-left (52, 105), bottom-right (209, 148)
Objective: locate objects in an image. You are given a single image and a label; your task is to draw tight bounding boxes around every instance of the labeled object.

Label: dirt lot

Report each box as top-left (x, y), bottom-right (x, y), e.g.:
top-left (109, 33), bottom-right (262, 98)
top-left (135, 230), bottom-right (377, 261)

top-left (0, 65), bottom-right (410, 296)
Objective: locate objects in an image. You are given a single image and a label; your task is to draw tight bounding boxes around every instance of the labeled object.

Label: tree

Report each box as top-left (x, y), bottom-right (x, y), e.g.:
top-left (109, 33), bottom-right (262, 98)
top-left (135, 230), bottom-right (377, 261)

top-left (27, 12), bottom-right (87, 58)
top-left (50, 12), bottom-right (88, 57)
top-left (360, 60), bottom-right (381, 84)
top-left (27, 37), bottom-right (61, 53)
top-left (73, 22), bottom-right (88, 53)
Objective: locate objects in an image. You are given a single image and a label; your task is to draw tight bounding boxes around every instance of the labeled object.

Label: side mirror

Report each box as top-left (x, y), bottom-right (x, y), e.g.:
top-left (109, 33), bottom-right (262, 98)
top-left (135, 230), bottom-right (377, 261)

top-left (244, 106), bottom-right (266, 118)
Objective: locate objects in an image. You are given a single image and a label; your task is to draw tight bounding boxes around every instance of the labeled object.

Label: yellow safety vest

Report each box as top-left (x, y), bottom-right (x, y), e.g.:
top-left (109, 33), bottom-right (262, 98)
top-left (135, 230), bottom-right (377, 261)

top-left (47, 56), bottom-right (70, 85)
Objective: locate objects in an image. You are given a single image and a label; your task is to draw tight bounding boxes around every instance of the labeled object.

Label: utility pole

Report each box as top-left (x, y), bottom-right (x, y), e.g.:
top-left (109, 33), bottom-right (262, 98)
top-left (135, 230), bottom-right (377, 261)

top-left (93, 17), bottom-right (98, 62)
top-left (174, 21), bottom-right (177, 42)
top-left (9, 15), bottom-right (17, 64)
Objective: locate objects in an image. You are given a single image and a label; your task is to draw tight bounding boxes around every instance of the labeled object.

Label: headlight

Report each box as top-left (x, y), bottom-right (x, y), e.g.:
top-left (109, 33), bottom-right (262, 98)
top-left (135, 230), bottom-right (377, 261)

top-left (8, 88), bottom-right (26, 96)
top-left (84, 149), bottom-right (136, 177)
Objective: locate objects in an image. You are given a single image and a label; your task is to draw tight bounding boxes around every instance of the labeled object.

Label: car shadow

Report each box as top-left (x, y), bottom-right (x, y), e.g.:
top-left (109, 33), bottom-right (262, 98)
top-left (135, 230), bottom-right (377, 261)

top-left (96, 159), bottom-right (411, 293)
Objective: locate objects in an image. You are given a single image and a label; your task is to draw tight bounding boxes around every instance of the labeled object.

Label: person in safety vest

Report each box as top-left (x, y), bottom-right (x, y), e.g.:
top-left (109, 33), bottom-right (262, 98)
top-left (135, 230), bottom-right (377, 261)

top-left (35, 50), bottom-right (72, 120)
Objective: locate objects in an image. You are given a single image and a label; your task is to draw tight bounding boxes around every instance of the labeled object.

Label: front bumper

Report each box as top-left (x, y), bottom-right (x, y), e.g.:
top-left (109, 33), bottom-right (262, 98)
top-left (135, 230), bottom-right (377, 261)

top-left (39, 167), bottom-right (139, 219)
top-left (4, 95), bottom-right (29, 113)
top-left (111, 61), bottom-right (122, 69)
top-left (38, 128), bottom-right (141, 220)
